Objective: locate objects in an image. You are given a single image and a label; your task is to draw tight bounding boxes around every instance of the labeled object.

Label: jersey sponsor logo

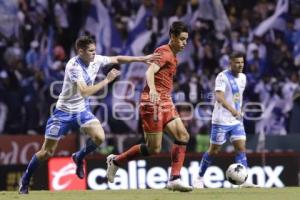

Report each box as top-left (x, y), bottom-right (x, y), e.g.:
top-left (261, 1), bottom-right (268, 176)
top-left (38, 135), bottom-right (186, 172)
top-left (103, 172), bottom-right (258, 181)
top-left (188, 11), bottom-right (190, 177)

top-left (48, 157), bottom-right (86, 191)
top-left (233, 93), bottom-right (240, 103)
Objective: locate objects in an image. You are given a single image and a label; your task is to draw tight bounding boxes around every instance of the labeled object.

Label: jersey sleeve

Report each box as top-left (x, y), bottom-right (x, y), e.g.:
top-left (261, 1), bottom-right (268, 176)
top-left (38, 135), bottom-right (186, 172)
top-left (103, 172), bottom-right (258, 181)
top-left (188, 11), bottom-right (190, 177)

top-left (94, 55), bottom-right (111, 68)
top-left (67, 64), bottom-right (84, 83)
top-left (215, 73), bottom-right (226, 92)
top-left (152, 48), bottom-right (169, 68)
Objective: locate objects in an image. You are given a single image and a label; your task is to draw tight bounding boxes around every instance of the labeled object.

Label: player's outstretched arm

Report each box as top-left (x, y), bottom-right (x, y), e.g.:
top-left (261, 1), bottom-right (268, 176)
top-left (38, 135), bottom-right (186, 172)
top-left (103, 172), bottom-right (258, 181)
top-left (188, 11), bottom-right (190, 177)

top-left (146, 63), bottom-right (160, 104)
top-left (109, 53), bottom-right (160, 65)
top-left (77, 69), bottom-right (120, 97)
top-left (215, 91), bottom-right (242, 119)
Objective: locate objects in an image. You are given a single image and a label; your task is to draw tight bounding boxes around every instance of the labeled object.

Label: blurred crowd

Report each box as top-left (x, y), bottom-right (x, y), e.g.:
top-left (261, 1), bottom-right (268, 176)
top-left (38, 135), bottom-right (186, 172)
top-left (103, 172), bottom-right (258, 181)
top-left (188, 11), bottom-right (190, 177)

top-left (1, 0), bottom-right (300, 140)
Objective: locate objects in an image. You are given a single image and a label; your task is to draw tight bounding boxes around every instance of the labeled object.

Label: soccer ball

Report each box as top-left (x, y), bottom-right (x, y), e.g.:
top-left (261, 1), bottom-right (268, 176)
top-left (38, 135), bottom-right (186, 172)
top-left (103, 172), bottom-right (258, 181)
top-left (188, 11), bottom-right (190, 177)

top-left (225, 163), bottom-right (248, 185)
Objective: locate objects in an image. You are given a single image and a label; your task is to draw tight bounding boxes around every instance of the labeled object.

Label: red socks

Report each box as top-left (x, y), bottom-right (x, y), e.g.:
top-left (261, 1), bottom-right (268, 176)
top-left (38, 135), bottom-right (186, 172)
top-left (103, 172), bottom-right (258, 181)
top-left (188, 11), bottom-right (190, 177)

top-left (115, 144), bottom-right (142, 166)
top-left (114, 142), bottom-right (187, 178)
top-left (170, 144), bottom-right (186, 178)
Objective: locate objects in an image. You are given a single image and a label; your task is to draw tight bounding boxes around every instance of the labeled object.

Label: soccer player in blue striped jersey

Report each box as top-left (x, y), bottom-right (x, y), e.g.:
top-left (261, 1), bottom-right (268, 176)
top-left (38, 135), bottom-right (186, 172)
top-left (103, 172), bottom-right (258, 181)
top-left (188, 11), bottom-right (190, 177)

top-left (193, 52), bottom-right (259, 188)
top-left (19, 35), bottom-right (158, 194)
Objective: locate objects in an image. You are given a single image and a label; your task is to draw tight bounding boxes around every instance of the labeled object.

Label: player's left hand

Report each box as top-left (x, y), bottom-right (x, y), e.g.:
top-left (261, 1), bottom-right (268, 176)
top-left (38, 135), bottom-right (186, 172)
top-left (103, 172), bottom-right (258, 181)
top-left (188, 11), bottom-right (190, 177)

top-left (143, 53), bottom-right (161, 64)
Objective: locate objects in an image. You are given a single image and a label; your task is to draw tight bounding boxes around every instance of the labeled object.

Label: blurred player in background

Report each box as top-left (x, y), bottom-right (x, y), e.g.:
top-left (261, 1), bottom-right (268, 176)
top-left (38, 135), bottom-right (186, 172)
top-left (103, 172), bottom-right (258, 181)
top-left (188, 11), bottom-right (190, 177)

top-left (106, 21), bottom-right (193, 192)
top-left (19, 35), bottom-right (158, 194)
top-left (193, 52), bottom-right (259, 188)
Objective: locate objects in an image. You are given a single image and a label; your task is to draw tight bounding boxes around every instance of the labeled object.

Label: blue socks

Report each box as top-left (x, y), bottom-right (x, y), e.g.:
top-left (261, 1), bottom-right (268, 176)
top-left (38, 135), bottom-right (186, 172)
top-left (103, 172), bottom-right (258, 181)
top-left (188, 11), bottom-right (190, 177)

top-left (198, 152), bottom-right (213, 177)
top-left (198, 152), bottom-right (248, 177)
top-left (22, 155), bottom-right (39, 184)
top-left (21, 139), bottom-right (99, 184)
top-left (235, 152), bottom-right (248, 167)
top-left (75, 138), bottom-right (98, 162)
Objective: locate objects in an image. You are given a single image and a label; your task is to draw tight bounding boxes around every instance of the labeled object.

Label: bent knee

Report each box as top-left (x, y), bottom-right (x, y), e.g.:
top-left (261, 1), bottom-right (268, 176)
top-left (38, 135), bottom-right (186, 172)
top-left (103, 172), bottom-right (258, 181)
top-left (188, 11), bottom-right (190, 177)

top-left (148, 146), bottom-right (161, 155)
top-left (208, 149), bottom-right (220, 155)
top-left (209, 149), bottom-right (220, 155)
top-left (235, 148), bottom-right (246, 153)
top-left (183, 133), bottom-right (190, 142)
top-left (95, 136), bottom-right (105, 145)
top-left (208, 146), bottom-right (221, 155)
top-left (176, 132), bottom-right (190, 143)
top-left (91, 135), bottom-right (105, 145)
top-left (37, 149), bottom-right (54, 160)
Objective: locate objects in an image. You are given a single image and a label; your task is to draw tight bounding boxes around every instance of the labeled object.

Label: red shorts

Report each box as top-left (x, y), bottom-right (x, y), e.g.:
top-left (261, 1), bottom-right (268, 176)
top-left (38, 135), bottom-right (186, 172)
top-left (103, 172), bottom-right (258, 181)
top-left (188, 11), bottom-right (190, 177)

top-left (140, 102), bottom-right (179, 133)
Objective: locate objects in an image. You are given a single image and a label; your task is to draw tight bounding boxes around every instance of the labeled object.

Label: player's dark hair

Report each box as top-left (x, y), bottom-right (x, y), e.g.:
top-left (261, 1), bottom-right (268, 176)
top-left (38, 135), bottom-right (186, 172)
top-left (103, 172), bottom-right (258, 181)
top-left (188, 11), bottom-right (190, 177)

top-left (169, 21), bottom-right (188, 37)
top-left (229, 52), bottom-right (244, 60)
top-left (75, 35), bottom-right (95, 50)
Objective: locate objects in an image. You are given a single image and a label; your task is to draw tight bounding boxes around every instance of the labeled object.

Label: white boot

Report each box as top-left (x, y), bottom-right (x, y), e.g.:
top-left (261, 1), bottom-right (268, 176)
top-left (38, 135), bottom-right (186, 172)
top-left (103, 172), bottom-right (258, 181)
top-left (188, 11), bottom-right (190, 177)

top-left (193, 176), bottom-right (204, 189)
top-left (166, 178), bottom-right (193, 192)
top-left (106, 154), bottom-right (119, 183)
top-left (239, 179), bottom-right (261, 188)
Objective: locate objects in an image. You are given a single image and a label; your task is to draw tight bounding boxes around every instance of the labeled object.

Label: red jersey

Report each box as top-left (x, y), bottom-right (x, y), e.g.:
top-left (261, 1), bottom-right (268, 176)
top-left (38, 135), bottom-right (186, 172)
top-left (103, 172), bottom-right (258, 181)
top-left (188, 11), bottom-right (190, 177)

top-left (141, 44), bottom-right (177, 102)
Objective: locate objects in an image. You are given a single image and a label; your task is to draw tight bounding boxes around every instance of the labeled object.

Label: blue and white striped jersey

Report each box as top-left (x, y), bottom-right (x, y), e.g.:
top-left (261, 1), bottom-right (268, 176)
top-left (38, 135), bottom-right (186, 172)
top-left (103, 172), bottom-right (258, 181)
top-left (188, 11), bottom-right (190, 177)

top-left (56, 55), bottom-right (111, 113)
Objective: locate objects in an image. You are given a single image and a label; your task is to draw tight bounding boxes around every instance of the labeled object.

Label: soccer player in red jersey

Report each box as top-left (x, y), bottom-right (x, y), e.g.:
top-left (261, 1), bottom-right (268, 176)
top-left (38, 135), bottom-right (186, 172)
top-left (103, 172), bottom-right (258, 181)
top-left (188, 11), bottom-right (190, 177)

top-left (106, 21), bottom-right (192, 192)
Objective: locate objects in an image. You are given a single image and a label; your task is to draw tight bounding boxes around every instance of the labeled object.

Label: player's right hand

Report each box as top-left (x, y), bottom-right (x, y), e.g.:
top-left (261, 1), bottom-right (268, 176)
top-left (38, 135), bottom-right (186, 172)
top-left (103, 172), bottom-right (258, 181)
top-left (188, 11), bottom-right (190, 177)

top-left (106, 68), bottom-right (120, 83)
top-left (149, 89), bottom-right (160, 104)
top-left (232, 110), bottom-right (243, 120)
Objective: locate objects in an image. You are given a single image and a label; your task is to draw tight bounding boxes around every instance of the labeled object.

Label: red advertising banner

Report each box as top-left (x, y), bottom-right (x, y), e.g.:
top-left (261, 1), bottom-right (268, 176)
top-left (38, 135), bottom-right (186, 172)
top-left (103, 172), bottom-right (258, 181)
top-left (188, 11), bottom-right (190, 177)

top-left (0, 134), bottom-right (77, 165)
top-left (48, 157), bottom-right (86, 191)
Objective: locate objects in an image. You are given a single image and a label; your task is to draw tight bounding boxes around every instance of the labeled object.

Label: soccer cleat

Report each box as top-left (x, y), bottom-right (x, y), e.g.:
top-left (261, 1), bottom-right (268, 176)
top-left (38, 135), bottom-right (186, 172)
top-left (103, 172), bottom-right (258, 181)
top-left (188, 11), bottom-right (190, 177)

top-left (72, 153), bottom-right (84, 179)
top-left (106, 154), bottom-right (119, 183)
top-left (18, 178), bottom-right (29, 194)
top-left (239, 181), bottom-right (261, 188)
top-left (193, 176), bottom-right (204, 189)
top-left (166, 178), bottom-right (193, 192)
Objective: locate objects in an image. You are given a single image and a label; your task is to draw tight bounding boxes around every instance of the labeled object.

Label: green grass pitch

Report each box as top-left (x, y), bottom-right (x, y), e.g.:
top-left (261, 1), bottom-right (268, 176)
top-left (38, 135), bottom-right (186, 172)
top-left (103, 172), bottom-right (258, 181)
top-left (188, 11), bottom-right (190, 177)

top-left (1, 188), bottom-right (299, 200)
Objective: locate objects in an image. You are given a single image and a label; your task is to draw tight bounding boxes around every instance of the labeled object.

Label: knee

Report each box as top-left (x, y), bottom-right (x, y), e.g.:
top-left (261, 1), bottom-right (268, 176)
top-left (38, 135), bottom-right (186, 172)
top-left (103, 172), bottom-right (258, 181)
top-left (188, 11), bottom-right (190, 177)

top-left (235, 147), bottom-right (246, 153)
top-left (36, 149), bottom-right (54, 161)
top-left (234, 144), bottom-right (246, 152)
top-left (91, 135), bottom-right (105, 146)
top-left (183, 133), bottom-right (190, 143)
top-left (208, 147), bottom-right (220, 156)
top-left (176, 132), bottom-right (190, 143)
top-left (208, 149), bottom-right (219, 155)
top-left (148, 145), bottom-right (161, 155)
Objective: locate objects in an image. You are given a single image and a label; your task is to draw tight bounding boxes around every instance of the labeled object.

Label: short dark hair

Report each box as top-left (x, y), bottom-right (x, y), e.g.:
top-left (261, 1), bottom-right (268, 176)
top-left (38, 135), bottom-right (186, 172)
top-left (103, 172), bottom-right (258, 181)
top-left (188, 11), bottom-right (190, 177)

top-left (75, 35), bottom-right (95, 50)
top-left (229, 52), bottom-right (244, 60)
top-left (169, 21), bottom-right (188, 37)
